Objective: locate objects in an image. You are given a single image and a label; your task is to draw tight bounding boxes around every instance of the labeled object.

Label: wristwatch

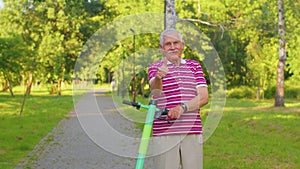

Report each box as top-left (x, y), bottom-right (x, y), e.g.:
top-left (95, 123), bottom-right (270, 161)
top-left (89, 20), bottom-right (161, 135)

top-left (181, 103), bottom-right (188, 113)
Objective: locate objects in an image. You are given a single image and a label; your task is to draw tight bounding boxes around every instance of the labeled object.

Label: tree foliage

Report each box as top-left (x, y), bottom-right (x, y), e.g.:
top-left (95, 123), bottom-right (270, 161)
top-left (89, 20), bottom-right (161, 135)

top-left (0, 0), bottom-right (299, 99)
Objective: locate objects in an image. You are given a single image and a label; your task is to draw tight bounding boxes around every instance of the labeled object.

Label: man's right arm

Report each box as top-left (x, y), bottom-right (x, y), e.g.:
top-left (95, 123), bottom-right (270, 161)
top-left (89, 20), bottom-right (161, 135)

top-left (150, 76), bottom-right (163, 91)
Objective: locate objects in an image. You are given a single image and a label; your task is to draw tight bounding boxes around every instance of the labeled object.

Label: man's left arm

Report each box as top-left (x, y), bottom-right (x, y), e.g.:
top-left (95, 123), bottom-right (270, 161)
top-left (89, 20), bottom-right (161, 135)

top-left (167, 86), bottom-right (208, 119)
top-left (185, 86), bottom-right (209, 112)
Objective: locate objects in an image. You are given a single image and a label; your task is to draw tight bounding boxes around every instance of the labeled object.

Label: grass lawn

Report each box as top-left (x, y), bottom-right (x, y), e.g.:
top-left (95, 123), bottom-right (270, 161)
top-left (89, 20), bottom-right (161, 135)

top-left (203, 99), bottom-right (300, 169)
top-left (0, 86), bottom-right (74, 169)
top-left (117, 95), bottom-right (300, 169)
top-left (0, 85), bottom-right (299, 169)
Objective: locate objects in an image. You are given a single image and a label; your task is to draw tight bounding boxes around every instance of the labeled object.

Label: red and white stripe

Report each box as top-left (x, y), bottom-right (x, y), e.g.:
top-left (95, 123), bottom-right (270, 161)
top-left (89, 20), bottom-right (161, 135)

top-left (148, 59), bottom-right (207, 136)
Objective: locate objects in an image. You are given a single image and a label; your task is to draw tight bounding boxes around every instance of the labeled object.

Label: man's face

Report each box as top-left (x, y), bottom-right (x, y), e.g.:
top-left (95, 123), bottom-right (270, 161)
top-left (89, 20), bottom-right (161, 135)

top-left (160, 32), bottom-right (184, 62)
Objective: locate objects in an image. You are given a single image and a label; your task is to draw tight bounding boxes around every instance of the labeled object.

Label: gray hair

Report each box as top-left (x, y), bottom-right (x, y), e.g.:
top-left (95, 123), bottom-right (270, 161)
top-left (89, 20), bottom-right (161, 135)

top-left (159, 28), bottom-right (183, 46)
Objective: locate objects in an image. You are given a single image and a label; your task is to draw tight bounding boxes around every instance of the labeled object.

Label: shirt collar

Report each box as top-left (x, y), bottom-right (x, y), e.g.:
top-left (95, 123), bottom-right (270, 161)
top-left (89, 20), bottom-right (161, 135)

top-left (167, 58), bottom-right (186, 65)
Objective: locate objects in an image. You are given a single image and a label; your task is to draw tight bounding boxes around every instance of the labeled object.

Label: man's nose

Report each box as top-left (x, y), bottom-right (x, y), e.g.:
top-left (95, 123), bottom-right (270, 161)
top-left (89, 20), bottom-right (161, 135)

top-left (170, 43), bottom-right (176, 49)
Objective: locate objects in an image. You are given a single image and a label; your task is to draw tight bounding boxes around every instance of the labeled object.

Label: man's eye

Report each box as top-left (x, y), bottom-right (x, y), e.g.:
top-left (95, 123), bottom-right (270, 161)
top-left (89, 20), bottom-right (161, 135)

top-left (175, 41), bottom-right (181, 45)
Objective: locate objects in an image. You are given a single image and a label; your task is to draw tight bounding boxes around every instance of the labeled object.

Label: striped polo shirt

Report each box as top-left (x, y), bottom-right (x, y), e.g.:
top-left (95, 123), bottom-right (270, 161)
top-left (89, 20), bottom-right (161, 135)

top-left (148, 58), bottom-right (207, 136)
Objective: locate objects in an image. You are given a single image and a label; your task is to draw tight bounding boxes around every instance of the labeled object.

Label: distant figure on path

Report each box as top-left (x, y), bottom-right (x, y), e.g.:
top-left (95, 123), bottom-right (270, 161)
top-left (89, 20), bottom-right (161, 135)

top-left (111, 80), bottom-right (116, 91)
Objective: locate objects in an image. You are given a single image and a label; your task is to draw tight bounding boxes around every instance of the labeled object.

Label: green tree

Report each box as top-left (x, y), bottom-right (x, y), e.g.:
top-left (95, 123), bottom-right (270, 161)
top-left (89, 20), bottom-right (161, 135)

top-left (0, 35), bottom-right (27, 96)
top-left (34, 0), bottom-right (84, 95)
top-left (284, 0), bottom-right (300, 83)
top-left (0, 0), bottom-right (34, 95)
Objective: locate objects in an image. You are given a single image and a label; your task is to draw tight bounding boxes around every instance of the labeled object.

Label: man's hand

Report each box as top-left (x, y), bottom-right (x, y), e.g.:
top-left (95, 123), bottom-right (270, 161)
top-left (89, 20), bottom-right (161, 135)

top-left (156, 57), bottom-right (168, 80)
top-left (168, 105), bottom-right (184, 119)
top-left (150, 57), bottom-right (169, 95)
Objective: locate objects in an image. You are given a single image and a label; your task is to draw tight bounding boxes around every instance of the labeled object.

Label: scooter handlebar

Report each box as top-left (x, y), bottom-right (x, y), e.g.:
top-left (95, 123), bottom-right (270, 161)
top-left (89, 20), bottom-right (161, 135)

top-left (122, 100), bottom-right (140, 109)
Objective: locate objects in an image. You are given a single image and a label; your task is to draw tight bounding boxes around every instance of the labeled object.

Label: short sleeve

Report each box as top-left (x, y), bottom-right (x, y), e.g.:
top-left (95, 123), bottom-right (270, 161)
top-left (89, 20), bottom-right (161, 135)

top-left (192, 61), bottom-right (207, 88)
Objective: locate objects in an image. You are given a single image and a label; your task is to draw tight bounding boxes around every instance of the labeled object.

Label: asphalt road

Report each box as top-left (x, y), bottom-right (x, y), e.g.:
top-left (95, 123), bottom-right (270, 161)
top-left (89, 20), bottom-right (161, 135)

top-left (15, 89), bottom-right (155, 169)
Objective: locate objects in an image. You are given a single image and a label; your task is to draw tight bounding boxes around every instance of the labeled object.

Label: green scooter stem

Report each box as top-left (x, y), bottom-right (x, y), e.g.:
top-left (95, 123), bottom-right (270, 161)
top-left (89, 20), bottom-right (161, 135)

top-left (135, 103), bottom-right (157, 169)
top-left (122, 100), bottom-right (161, 169)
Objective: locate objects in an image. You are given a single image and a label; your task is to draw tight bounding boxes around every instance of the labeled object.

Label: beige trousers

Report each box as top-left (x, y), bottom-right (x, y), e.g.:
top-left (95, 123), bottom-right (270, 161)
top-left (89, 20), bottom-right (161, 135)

top-left (153, 134), bottom-right (203, 169)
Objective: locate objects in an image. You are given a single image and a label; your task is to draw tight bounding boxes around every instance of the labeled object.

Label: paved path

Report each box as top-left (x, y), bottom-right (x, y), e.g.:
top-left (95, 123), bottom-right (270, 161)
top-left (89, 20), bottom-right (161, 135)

top-left (15, 89), bottom-right (155, 169)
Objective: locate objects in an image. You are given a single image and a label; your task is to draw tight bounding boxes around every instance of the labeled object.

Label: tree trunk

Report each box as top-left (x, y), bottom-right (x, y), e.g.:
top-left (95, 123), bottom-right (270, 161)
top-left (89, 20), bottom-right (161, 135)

top-left (275, 0), bottom-right (286, 107)
top-left (107, 68), bottom-right (111, 84)
top-left (8, 80), bottom-right (14, 97)
top-left (2, 80), bottom-right (9, 92)
top-left (164, 0), bottom-right (176, 29)
top-left (25, 72), bottom-right (33, 95)
top-left (131, 77), bottom-right (136, 102)
top-left (140, 77), bottom-right (145, 98)
top-left (262, 77), bottom-right (266, 100)
top-left (57, 78), bottom-right (62, 96)
top-left (50, 80), bottom-right (56, 94)
top-left (3, 74), bottom-right (14, 96)
top-left (20, 72), bottom-right (33, 116)
top-left (256, 77), bottom-right (260, 100)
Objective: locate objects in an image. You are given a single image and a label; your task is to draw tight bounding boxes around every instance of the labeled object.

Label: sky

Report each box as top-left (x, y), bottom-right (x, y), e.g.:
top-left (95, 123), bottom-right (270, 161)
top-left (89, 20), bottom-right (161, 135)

top-left (0, 0), bottom-right (4, 9)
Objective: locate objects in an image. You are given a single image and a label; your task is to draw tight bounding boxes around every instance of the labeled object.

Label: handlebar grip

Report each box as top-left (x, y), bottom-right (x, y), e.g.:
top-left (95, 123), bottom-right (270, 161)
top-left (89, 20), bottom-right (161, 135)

top-left (122, 100), bottom-right (139, 107)
top-left (161, 109), bottom-right (169, 115)
top-left (122, 100), bottom-right (133, 105)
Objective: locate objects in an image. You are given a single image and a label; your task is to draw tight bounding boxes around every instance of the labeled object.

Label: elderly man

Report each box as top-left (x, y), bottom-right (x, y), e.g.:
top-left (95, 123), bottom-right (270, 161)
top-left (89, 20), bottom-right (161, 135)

top-left (148, 28), bottom-right (209, 169)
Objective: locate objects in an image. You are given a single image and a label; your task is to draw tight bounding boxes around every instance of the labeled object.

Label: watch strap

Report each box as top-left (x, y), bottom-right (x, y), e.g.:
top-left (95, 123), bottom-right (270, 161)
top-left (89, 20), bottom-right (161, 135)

top-left (181, 103), bottom-right (188, 113)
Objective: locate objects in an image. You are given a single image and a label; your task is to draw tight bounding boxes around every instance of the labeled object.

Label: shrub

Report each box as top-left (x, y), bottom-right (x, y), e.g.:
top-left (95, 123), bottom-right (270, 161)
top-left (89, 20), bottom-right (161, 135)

top-left (264, 86), bottom-right (276, 99)
top-left (285, 86), bottom-right (300, 99)
top-left (260, 85), bottom-right (300, 99)
top-left (227, 86), bottom-right (256, 99)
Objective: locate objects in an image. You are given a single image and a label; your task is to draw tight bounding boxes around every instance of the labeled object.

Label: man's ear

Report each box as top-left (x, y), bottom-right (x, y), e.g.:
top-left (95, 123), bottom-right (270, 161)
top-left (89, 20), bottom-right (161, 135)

top-left (159, 43), bottom-right (164, 53)
top-left (181, 41), bottom-right (185, 49)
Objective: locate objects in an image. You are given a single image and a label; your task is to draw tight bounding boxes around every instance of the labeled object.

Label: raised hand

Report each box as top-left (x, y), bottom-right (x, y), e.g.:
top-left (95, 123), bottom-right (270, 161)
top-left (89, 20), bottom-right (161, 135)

top-left (156, 57), bottom-right (169, 80)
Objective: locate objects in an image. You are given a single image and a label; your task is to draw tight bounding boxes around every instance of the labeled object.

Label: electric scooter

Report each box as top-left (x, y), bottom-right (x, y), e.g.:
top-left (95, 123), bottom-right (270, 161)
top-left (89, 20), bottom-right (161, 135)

top-left (122, 100), bottom-right (168, 169)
